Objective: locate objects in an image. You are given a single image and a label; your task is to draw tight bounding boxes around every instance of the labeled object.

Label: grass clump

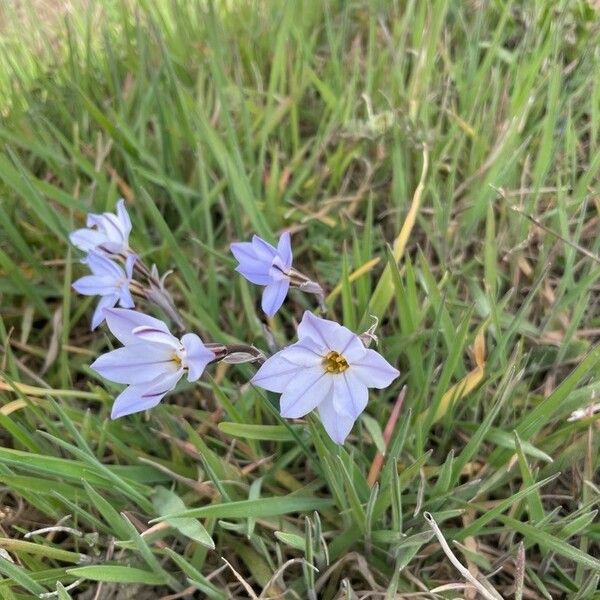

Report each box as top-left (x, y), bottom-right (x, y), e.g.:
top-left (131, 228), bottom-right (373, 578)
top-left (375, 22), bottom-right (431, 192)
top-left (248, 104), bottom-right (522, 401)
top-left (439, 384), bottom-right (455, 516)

top-left (0, 1), bottom-right (599, 598)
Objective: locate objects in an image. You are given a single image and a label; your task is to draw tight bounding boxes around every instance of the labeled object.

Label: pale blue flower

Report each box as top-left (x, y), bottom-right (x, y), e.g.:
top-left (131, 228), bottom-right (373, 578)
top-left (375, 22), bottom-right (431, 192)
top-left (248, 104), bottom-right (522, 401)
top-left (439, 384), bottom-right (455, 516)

top-left (230, 233), bottom-right (293, 316)
top-left (70, 199), bottom-right (132, 255)
top-left (72, 251), bottom-right (136, 329)
top-left (91, 308), bottom-right (215, 418)
top-left (251, 311), bottom-right (399, 444)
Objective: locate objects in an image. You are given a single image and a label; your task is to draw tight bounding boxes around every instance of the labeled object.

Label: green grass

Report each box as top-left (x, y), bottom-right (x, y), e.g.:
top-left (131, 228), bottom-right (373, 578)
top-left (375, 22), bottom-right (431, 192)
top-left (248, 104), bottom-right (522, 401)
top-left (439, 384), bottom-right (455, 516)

top-left (0, 0), bottom-right (599, 597)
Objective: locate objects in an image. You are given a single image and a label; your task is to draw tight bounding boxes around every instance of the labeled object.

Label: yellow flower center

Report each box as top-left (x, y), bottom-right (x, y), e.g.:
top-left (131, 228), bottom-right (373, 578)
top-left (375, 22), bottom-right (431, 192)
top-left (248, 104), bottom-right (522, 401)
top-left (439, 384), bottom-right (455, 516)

top-left (323, 351), bottom-right (349, 374)
top-left (171, 353), bottom-right (183, 367)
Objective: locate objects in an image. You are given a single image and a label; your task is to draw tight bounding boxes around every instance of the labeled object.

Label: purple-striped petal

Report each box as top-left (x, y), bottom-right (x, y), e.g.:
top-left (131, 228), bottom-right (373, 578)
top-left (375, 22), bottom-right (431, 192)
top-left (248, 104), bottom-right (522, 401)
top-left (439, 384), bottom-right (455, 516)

top-left (279, 366), bottom-right (332, 418)
top-left (70, 228), bottom-right (107, 252)
top-left (278, 339), bottom-right (323, 367)
top-left (110, 370), bottom-right (182, 419)
top-left (251, 355), bottom-right (303, 393)
top-left (332, 371), bottom-right (368, 418)
top-left (297, 311), bottom-right (367, 357)
top-left (72, 275), bottom-right (118, 297)
top-left (91, 343), bottom-right (177, 384)
top-left (103, 308), bottom-right (171, 346)
top-left (351, 349), bottom-right (399, 389)
top-left (317, 395), bottom-right (356, 444)
top-left (132, 326), bottom-right (180, 348)
top-left (116, 199), bottom-right (132, 238)
top-left (86, 251), bottom-right (123, 278)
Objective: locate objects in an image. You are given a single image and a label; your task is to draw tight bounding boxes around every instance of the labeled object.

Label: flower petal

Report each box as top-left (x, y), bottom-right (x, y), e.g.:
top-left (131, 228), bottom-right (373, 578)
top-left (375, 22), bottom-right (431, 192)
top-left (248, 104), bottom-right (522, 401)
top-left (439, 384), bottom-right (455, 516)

top-left (181, 333), bottom-right (215, 382)
top-left (251, 235), bottom-right (277, 261)
top-left (132, 326), bottom-right (180, 348)
top-left (91, 343), bottom-right (177, 384)
top-left (332, 371), bottom-right (368, 418)
top-left (230, 241), bottom-right (258, 263)
top-left (69, 228), bottom-right (107, 252)
top-left (125, 253), bottom-right (137, 279)
top-left (261, 280), bottom-right (289, 316)
top-left (85, 251), bottom-right (123, 278)
top-left (110, 370), bottom-right (182, 419)
top-left (297, 311), bottom-right (361, 354)
top-left (276, 231), bottom-right (293, 268)
top-left (91, 294), bottom-right (118, 330)
top-left (279, 366), bottom-right (332, 418)
top-left (118, 285), bottom-right (135, 309)
top-left (103, 308), bottom-right (171, 346)
top-left (116, 199), bottom-right (132, 239)
top-left (351, 349), bottom-right (399, 389)
top-left (235, 263), bottom-right (273, 285)
top-left (72, 275), bottom-right (118, 297)
top-left (251, 354), bottom-right (303, 393)
top-left (100, 213), bottom-right (126, 244)
top-left (278, 339), bottom-right (323, 367)
top-left (317, 395), bottom-right (356, 444)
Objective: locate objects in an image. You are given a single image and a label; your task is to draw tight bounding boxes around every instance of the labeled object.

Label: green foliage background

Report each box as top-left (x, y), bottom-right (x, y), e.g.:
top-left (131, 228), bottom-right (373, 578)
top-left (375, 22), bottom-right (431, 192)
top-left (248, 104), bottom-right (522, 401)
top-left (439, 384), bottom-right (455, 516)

top-left (0, 1), bottom-right (599, 597)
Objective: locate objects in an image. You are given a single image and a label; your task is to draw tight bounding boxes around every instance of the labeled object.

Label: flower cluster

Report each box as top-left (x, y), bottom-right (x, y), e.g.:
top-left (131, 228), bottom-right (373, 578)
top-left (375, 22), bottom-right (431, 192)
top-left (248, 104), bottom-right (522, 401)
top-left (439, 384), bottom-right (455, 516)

top-left (70, 200), bottom-right (136, 328)
top-left (71, 201), bottom-right (399, 443)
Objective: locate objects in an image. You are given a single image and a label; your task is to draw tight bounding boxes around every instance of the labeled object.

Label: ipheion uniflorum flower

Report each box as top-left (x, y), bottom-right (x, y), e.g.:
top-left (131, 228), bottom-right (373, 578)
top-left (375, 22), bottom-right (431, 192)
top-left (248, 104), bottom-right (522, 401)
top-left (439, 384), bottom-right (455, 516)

top-left (91, 308), bottom-right (215, 418)
top-left (69, 198), bottom-right (132, 256)
top-left (72, 251), bottom-right (136, 329)
top-left (251, 311), bottom-right (399, 443)
top-left (231, 232), bottom-right (324, 317)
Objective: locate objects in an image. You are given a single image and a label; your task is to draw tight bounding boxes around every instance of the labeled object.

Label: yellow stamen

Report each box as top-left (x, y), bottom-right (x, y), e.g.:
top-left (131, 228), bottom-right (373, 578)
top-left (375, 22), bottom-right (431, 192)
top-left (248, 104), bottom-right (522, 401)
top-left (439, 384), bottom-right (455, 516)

top-left (323, 351), bottom-right (349, 374)
top-left (172, 353), bottom-right (183, 366)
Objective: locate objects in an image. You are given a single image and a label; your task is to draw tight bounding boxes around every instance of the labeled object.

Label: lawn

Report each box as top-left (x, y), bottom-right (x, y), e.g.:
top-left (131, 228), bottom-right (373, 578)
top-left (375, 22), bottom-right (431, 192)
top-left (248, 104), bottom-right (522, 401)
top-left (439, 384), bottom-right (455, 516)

top-left (0, 1), bottom-right (599, 598)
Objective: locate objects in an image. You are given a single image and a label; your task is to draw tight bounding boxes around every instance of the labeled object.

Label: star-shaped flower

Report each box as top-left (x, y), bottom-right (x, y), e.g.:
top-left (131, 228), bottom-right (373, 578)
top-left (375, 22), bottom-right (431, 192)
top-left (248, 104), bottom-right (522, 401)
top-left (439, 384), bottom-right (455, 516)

top-left (251, 311), bottom-right (399, 443)
top-left (72, 251), bottom-right (136, 329)
top-left (230, 233), bottom-right (293, 316)
top-left (91, 308), bottom-right (215, 418)
top-left (70, 199), bottom-right (132, 256)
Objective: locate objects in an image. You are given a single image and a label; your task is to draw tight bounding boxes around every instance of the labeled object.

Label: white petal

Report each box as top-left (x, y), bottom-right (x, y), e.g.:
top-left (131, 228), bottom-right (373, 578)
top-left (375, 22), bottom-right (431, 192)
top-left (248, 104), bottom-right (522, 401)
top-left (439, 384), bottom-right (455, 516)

top-left (103, 308), bottom-right (171, 346)
top-left (351, 349), bottom-right (399, 389)
top-left (69, 228), bottom-right (107, 252)
top-left (118, 285), bottom-right (135, 309)
top-left (297, 311), bottom-right (360, 354)
top-left (278, 339), bottom-right (323, 367)
top-left (261, 280), bottom-right (289, 316)
top-left (181, 333), bottom-right (215, 382)
top-left (317, 395), bottom-right (357, 444)
top-left (100, 213), bottom-right (126, 244)
top-left (91, 294), bottom-right (118, 330)
top-left (332, 371), bottom-right (368, 418)
top-left (116, 199), bottom-right (132, 239)
top-left (125, 253), bottom-right (137, 279)
top-left (111, 370), bottom-right (182, 419)
top-left (91, 344), bottom-right (177, 384)
top-left (251, 354), bottom-right (303, 393)
top-left (72, 275), bottom-right (119, 296)
top-left (86, 252), bottom-right (123, 278)
top-left (132, 326), bottom-right (180, 349)
top-left (279, 366), bottom-right (332, 418)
